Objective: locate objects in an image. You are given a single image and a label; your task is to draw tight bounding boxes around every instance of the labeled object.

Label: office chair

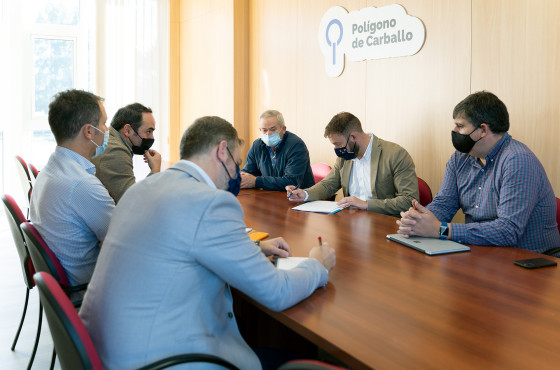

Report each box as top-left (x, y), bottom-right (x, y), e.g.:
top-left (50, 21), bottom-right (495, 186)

top-left (20, 222), bottom-right (88, 301)
top-left (28, 163), bottom-right (40, 187)
top-left (33, 272), bottom-right (240, 370)
top-left (311, 163), bottom-right (332, 184)
top-left (1, 194), bottom-right (41, 370)
top-left (543, 197), bottom-right (560, 256)
top-left (417, 177), bottom-right (433, 207)
top-left (278, 359), bottom-right (348, 369)
top-left (14, 155), bottom-right (33, 204)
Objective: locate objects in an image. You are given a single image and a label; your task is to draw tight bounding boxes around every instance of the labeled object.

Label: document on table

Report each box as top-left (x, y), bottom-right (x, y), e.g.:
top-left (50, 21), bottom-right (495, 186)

top-left (276, 257), bottom-right (309, 270)
top-left (291, 201), bottom-right (348, 214)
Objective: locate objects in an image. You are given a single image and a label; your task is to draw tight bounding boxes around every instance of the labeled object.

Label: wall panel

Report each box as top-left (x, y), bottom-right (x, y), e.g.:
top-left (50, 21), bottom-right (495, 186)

top-left (472, 0), bottom-right (560, 195)
top-left (176, 0), bottom-right (560, 199)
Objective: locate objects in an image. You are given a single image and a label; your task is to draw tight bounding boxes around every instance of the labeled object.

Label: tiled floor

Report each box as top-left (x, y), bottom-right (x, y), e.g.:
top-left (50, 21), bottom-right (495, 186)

top-left (0, 214), bottom-right (60, 369)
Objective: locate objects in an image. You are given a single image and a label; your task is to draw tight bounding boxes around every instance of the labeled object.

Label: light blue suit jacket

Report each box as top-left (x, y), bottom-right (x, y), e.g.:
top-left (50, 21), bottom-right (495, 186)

top-left (80, 160), bottom-right (328, 369)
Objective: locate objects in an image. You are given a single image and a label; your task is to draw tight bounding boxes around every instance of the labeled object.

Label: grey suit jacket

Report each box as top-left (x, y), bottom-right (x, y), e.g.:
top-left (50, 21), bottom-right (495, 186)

top-left (306, 135), bottom-right (418, 216)
top-left (80, 160), bottom-right (328, 369)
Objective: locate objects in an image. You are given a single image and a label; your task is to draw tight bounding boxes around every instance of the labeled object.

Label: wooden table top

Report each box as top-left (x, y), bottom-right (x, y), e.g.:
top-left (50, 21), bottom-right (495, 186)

top-left (237, 189), bottom-right (560, 370)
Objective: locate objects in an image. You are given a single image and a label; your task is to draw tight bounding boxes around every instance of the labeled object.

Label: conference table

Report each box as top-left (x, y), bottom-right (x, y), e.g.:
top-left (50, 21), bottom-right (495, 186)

top-left (236, 189), bottom-right (560, 369)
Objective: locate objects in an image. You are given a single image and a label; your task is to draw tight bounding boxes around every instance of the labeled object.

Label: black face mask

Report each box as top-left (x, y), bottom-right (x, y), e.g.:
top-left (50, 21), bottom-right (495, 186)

top-left (451, 127), bottom-right (481, 153)
top-left (131, 130), bottom-right (155, 155)
top-left (334, 135), bottom-right (358, 160)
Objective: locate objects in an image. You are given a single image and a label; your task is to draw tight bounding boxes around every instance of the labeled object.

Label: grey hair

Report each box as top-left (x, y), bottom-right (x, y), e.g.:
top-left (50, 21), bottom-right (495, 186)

top-left (259, 110), bottom-right (285, 127)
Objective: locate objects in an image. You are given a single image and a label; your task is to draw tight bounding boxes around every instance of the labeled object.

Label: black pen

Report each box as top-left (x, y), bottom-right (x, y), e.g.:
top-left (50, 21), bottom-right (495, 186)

top-left (287, 184), bottom-right (300, 199)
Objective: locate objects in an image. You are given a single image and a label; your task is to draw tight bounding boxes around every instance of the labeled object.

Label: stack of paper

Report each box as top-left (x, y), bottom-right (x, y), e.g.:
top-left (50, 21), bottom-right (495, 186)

top-left (291, 201), bottom-right (348, 214)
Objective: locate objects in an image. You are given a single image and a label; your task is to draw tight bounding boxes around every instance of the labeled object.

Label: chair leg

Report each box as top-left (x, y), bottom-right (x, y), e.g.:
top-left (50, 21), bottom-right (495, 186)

top-left (49, 348), bottom-right (56, 370)
top-left (26, 302), bottom-right (42, 370)
top-left (11, 288), bottom-right (30, 350)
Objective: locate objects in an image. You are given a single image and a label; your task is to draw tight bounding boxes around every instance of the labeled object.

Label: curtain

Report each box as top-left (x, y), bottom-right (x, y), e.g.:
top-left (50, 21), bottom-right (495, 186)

top-left (97, 0), bottom-right (170, 166)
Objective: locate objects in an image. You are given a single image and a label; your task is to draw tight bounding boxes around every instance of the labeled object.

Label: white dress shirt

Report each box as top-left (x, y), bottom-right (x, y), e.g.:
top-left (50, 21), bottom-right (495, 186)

top-left (348, 134), bottom-right (373, 201)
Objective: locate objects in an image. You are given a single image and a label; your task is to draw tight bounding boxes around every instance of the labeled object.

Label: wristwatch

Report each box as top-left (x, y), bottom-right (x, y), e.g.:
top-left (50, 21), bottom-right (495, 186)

top-left (439, 222), bottom-right (449, 240)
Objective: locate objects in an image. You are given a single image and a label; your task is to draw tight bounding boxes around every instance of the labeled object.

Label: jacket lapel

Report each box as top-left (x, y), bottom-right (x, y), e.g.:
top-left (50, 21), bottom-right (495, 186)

top-left (369, 136), bottom-right (382, 199)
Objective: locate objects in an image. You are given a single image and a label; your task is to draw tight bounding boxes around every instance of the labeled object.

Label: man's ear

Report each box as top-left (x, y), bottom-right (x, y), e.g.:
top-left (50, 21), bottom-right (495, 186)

top-left (216, 140), bottom-right (229, 162)
top-left (479, 123), bottom-right (489, 137)
top-left (122, 124), bottom-right (133, 138)
top-left (83, 124), bottom-right (94, 140)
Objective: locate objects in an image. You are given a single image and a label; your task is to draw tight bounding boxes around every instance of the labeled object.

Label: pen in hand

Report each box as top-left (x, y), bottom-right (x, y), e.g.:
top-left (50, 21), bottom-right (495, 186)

top-left (318, 236), bottom-right (322, 246)
top-left (287, 184), bottom-right (300, 199)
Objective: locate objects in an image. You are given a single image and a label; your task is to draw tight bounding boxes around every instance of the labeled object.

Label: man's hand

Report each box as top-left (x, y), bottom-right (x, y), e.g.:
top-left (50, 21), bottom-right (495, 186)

top-left (309, 241), bottom-right (336, 271)
top-left (240, 172), bottom-right (256, 189)
top-left (259, 237), bottom-right (291, 258)
top-left (337, 196), bottom-right (367, 210)
top-left (396, 199), bottom-right (441, 238)
top-left (286, 185), bottom-right (306, 202)
top-left (144, 149), bottom-right (162, 173)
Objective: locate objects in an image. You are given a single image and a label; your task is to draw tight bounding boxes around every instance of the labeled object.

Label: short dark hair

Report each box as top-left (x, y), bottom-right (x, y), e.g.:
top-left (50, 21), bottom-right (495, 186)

top-left (48, 89), bottom-right (104, 144)
top-left (453, 91), bottom-right (509, 133)
top-left (111, 103), bottom-right (153, 132)
top-left (323, 112), bottom-right (364, 138)
top-left (180, 116), bottom-right (243, 160)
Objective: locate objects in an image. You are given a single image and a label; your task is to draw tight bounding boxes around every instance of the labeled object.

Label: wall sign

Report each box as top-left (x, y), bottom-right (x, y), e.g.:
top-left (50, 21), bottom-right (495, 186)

top-left (318, 4), bottom-right (426, 77)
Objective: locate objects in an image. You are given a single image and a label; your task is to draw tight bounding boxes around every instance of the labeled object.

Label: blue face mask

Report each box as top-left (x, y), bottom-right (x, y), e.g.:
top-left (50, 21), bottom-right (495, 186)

top-left (219, 147), bottom-right (241, 196)
top-left (91, 126), bottom-right (109, 159)
top-left (261, 132), bottom-right (282, 147)
top-left (334, 134), bottom-right (357, 160)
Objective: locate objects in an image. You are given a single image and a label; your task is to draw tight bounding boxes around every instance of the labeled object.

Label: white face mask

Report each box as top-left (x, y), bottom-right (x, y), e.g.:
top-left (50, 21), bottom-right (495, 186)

top-left (91, 126), bottom-right (109, 159)
top-left (261, 132), bottom-right (282, 147)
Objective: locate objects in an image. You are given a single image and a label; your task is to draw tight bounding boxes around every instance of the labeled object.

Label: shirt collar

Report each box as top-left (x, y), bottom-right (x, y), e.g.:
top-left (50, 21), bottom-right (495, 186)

top-left (352, 133), bottom-right (373, 162)
top-left (180, 160), bottom-right (216, 188)
top-left (485, 132), bottom-right (511, 162)
top-left (55, 146), bottom-right (96, 175)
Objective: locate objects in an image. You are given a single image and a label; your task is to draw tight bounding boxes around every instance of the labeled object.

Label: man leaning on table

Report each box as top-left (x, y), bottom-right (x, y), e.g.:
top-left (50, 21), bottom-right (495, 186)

top-left (241, 109), bottom-right (315, 190)
top-left (397, 91), bottom-right (560, 255)
top-left (287, 111), bottom-right (419, 216)
top-left (80, 116), bottom-right (336, 369)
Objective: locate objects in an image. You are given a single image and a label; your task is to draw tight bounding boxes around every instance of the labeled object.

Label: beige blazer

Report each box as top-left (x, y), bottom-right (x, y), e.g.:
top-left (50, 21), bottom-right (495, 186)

top-left (306, 135), bottom-right (418, 216)
top-left (92, 127), bottom-right (153, 203)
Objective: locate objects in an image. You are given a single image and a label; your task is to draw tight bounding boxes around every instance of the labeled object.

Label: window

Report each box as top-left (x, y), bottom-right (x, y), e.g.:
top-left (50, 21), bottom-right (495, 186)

top-left (25, 0), bottom-right (95, 166)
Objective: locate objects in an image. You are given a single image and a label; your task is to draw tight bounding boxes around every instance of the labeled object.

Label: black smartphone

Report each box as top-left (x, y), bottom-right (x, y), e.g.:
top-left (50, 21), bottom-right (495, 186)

top-left (514, 258), bottom-right (557, 269)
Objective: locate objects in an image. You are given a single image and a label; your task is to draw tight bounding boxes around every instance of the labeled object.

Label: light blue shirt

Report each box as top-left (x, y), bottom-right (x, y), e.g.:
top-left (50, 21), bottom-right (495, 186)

top-left (30, 146), bottom-right (115, 286)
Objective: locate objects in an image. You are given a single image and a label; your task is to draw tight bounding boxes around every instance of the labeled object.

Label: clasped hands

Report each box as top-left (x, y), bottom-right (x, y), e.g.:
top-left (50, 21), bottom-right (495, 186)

top-left (396, 199), bottom-right (441, 238)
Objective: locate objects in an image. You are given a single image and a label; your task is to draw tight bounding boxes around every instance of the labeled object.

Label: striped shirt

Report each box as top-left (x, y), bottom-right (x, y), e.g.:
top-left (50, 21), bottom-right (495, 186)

top-left (30, 146), bottom-right (114, 286)
top-left (427, 133), bottom-right (560, 253)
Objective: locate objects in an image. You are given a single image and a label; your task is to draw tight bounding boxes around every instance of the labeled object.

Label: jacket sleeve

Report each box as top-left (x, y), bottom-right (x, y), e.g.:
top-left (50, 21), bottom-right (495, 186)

top-left (305, 157), bottom-right (343, 201)
top-left (366, 148), bottom-right (418, 216)
top-left (96, 145), bottom-right (136, 203)
top-left (242, 141), bottom-right (262, 177)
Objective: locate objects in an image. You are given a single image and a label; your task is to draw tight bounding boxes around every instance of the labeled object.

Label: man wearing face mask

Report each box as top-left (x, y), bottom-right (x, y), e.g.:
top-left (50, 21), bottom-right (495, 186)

top-left (29, 89), bottom-right (115, 287)
top-left (80, 116), bottom-right (336, 369)
top-left (241, 110), bottom-right (315, 191)
top-left (396, 91), bottom-right (560, 255)
top-left (287, 112), bottom-right (418, 216)
top-left (92, 103), bottom-right (162, 203)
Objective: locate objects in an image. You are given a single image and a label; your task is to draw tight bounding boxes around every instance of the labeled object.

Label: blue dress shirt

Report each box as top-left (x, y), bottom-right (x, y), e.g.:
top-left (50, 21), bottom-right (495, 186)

top-left (30, 146), bottom-right (114, 286)
top-left (427, 133), bottom-right (560, 253)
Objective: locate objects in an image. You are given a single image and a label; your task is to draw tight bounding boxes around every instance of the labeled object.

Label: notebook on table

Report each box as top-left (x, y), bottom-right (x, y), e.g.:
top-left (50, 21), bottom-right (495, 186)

top-left (386, 234), bottom-right (470, 255)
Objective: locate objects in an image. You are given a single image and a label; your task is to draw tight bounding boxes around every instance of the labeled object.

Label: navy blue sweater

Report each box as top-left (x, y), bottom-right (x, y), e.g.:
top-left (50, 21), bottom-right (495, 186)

top-left (242, 131), bottom-right (315, 191)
